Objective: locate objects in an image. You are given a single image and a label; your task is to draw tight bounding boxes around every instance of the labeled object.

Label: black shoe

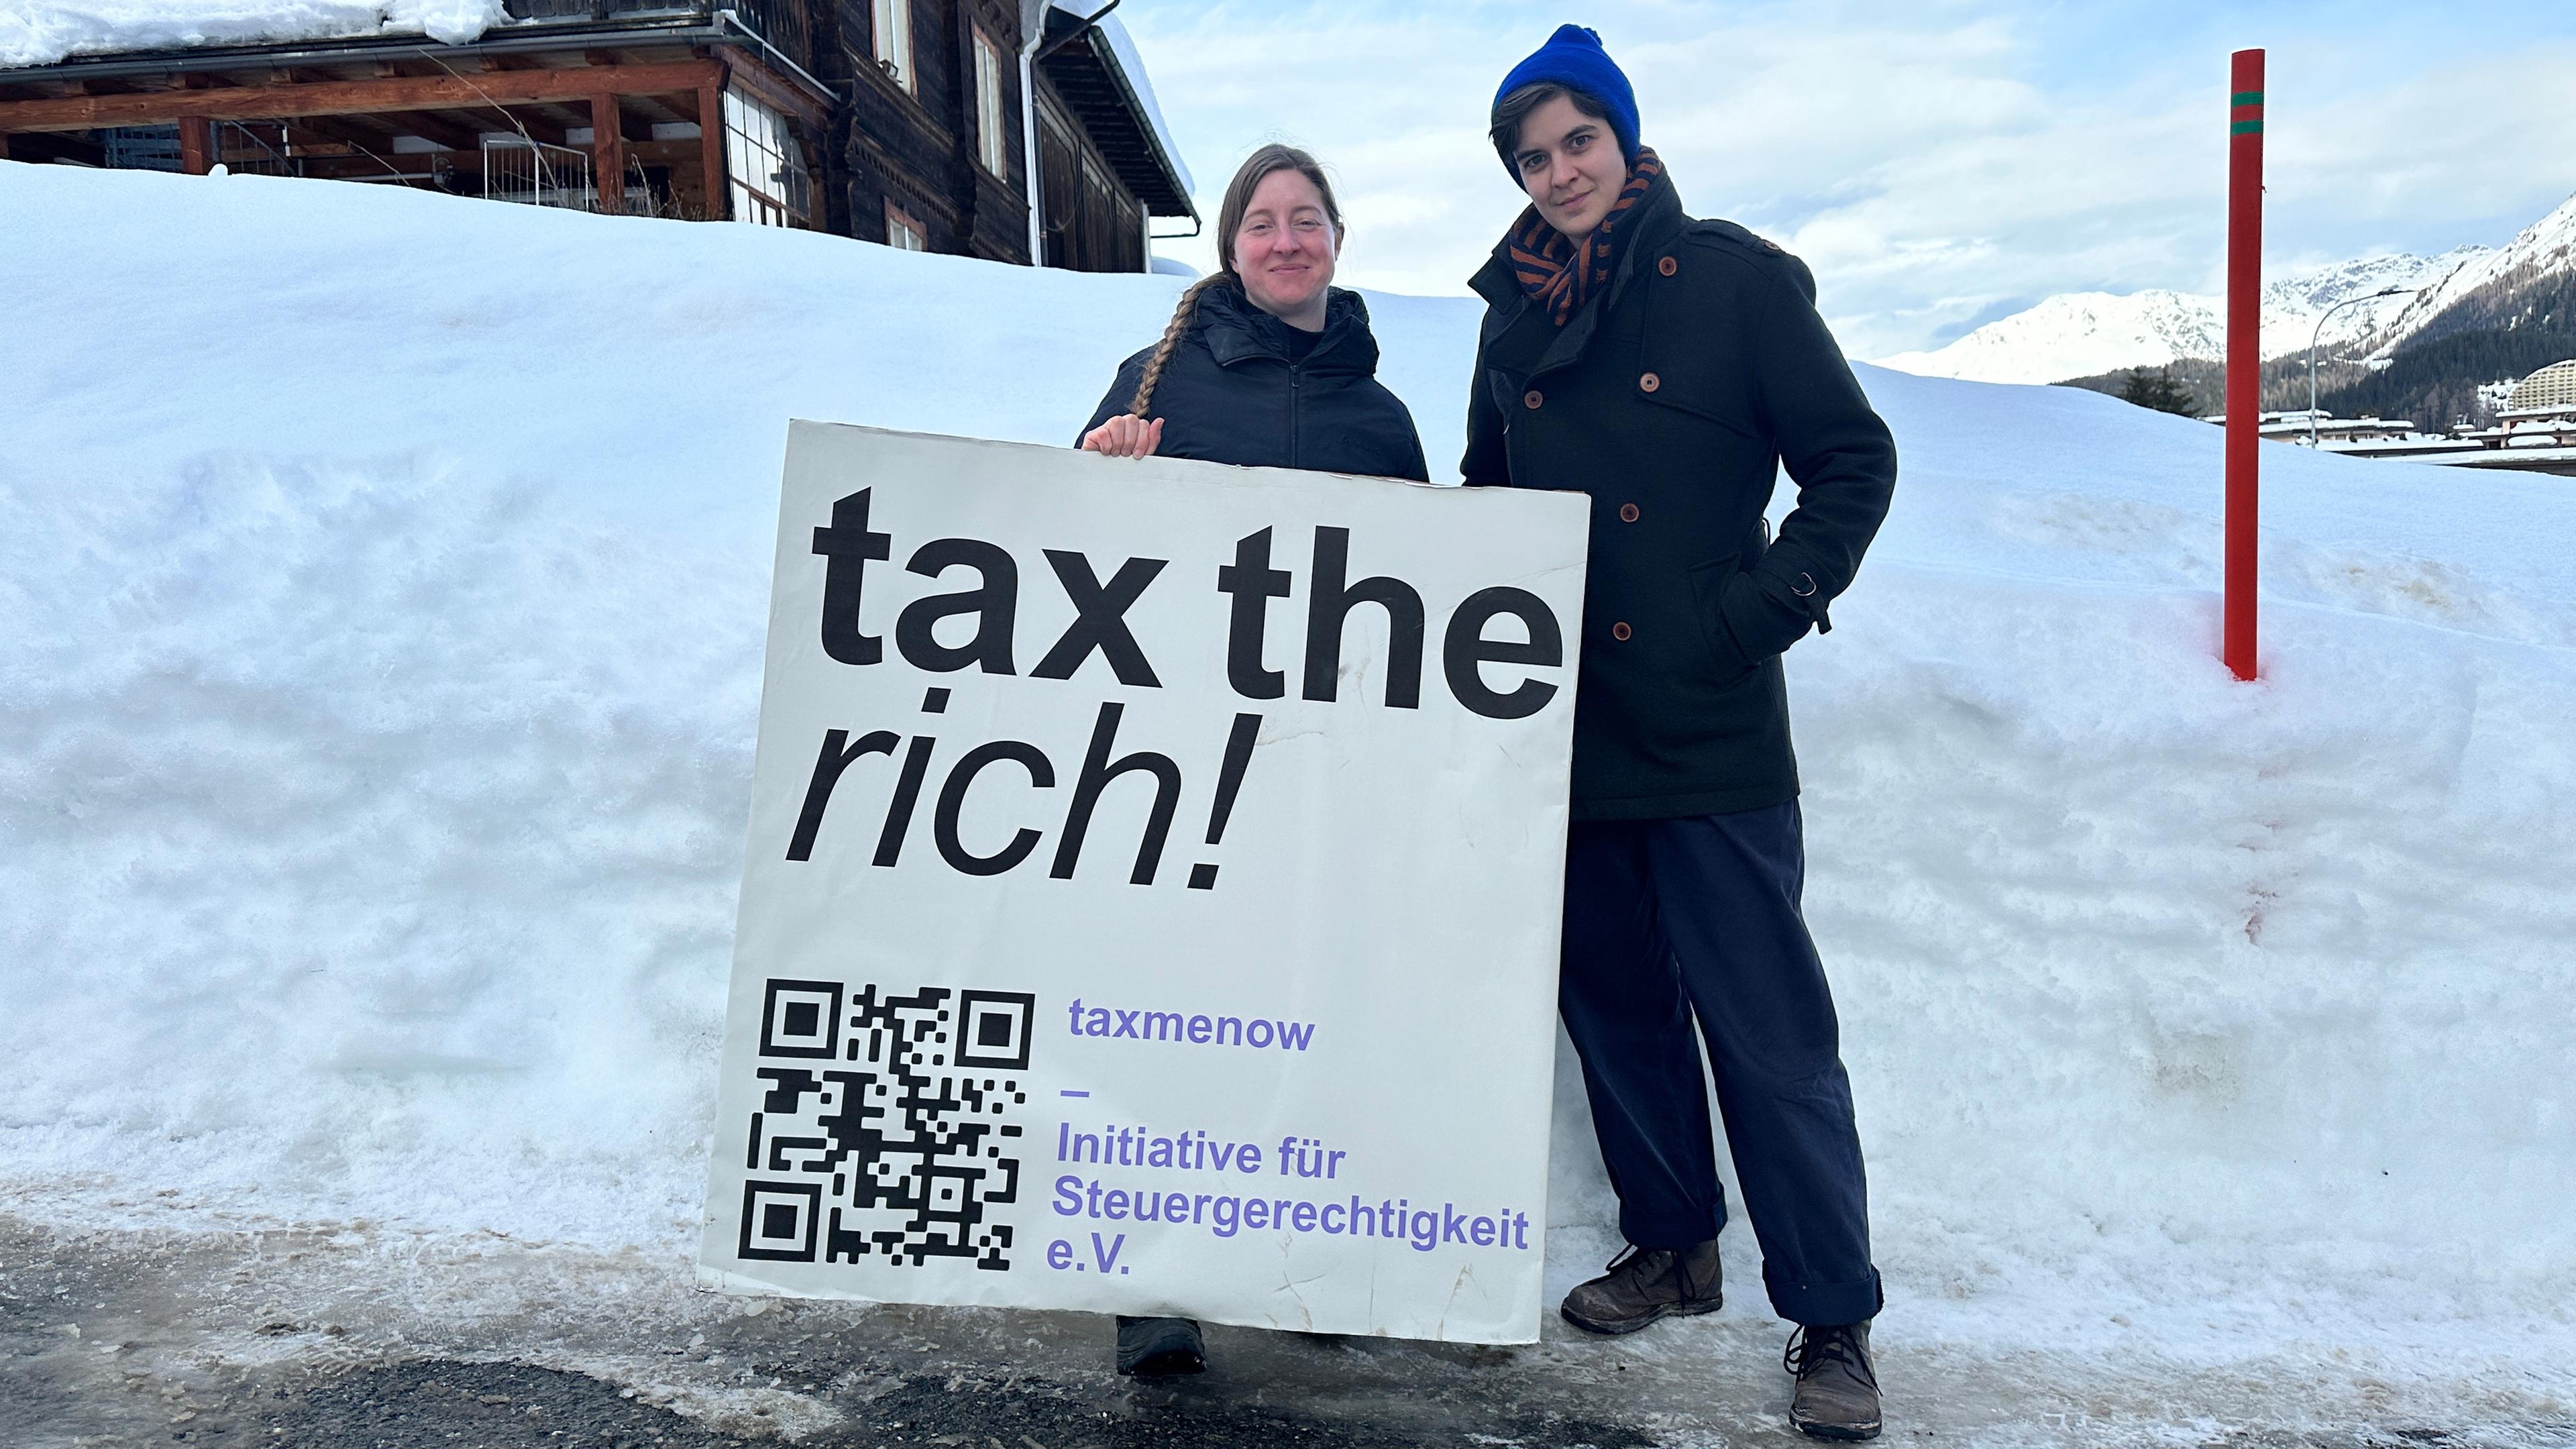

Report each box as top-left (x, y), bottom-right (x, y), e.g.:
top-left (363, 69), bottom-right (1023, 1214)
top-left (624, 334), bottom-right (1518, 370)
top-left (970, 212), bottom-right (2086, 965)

top-left (1786, 1321), bottom-right (1881, 1441)
top-left (1557, 1238), bottom-right (1723, 1335)
top-left (1114, 1315), bottom-right (1205, 1376)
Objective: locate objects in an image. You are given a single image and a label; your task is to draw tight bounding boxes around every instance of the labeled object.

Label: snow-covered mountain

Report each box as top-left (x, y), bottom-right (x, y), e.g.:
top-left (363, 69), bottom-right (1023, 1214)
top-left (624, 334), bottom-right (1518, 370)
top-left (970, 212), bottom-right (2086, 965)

top-left (1879, 248), bottom-right (2489, 384)
top-left (2351, 188), bottom-right (2576, 356)
top-left (1877, 288), bottom-right (2232, 386)
top-left (1883, 186), bottom-right (2576, 386)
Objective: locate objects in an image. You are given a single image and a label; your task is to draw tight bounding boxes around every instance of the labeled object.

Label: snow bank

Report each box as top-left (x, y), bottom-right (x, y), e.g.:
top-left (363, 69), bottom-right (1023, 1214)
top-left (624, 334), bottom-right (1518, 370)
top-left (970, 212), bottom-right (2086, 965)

top-left (0, 1), bottom-right (500, 70)
top-left (3, 161), bottom-right (2571, 1383)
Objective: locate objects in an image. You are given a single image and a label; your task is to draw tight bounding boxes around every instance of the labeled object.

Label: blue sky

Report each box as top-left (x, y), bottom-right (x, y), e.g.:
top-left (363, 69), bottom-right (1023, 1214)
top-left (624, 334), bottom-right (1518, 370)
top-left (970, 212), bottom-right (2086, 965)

top-left (1117, 1), bottom-right (2576, 358)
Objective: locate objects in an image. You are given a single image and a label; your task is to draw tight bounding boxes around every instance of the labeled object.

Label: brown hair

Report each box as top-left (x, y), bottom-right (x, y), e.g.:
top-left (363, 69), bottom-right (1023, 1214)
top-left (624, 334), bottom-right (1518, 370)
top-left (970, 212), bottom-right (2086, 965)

top-left (1489, 81), bottom-right (1609, 174)
top-left (1129, 144), bottom-right (1346, 418)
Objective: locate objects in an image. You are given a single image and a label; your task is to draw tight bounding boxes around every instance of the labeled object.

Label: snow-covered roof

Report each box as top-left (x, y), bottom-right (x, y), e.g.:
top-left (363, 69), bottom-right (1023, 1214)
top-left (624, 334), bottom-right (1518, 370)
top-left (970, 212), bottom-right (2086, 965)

top-left (0, 2), bottom-right (504, 71)
top-left (1049, 0), bottom-right (1193, 201)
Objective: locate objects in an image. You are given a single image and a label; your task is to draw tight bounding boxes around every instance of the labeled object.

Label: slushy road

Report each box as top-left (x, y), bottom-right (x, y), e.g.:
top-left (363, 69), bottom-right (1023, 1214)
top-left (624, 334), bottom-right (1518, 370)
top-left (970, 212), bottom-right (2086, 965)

top-left (2, 1215), bottom-right (2553, 1449)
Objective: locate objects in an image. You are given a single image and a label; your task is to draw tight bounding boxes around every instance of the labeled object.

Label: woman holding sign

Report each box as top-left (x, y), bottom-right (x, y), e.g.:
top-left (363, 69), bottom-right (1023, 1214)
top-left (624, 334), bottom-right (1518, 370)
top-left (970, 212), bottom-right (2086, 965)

top-left (1461, 25), bottom-right (1899, 1442)
top-left (1078, 145), bottom-right (1429, 484)
top-left (1073, 144), bottom-right (1428, 1379)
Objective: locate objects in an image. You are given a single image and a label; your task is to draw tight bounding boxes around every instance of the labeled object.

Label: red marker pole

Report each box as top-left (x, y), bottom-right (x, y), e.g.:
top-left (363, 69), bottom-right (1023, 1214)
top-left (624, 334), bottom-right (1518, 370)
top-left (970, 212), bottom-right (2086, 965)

top-left (2223, 50), bottom-right (2264, 682)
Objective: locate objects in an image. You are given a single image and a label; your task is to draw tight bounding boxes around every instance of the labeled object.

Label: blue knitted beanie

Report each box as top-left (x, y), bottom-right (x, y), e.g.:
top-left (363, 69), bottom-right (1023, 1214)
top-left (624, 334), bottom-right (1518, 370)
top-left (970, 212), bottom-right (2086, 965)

top-left (1491, 24), bottom-right (1640, 175)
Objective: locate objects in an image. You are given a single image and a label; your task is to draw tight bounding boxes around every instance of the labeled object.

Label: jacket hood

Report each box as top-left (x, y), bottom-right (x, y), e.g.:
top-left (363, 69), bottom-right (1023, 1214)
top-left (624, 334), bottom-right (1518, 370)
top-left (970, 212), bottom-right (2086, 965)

top-left (1195, 282), bottom-right (1382, 376)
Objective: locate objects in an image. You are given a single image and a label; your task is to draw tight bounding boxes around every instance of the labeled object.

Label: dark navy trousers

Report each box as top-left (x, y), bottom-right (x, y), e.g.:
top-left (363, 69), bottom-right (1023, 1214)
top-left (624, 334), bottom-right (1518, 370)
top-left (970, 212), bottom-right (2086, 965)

top-left (1558, 803), bottom-right (1882, 1328)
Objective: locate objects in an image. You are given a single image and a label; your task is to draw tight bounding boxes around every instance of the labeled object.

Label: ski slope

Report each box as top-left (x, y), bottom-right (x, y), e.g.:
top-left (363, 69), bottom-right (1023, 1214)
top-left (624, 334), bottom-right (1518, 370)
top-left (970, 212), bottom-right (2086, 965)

top-left (3, 160), bottom-right (2573, 1430)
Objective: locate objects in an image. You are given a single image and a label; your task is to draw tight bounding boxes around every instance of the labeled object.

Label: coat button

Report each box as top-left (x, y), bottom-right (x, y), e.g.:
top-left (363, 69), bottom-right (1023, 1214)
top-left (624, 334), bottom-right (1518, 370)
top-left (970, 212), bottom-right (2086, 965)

top-left (1610, 621), bottom-right (1632, 641)
top-left (1523, 389), bottom-right (1544, 410)
top-left (1658, 255), bottom-right (1677, 276)
top-left (1618, 502), bottom-right (1640, 523)
top-left (1640, 372), bottom-right (1660, 393)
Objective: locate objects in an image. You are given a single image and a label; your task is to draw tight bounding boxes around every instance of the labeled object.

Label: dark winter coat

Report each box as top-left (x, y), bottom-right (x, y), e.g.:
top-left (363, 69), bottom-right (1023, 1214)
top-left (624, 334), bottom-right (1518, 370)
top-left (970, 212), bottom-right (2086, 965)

top-left (1081, 282), bottom-right (1430, 482)
top-left (1462, 169), bottom-right (1897, 820)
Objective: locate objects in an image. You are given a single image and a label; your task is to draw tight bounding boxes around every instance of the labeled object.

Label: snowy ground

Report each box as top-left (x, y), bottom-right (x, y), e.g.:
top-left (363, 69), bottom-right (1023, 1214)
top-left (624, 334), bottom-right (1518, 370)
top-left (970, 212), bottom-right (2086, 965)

top-left (3, 160), bottom-right (2573, 1446)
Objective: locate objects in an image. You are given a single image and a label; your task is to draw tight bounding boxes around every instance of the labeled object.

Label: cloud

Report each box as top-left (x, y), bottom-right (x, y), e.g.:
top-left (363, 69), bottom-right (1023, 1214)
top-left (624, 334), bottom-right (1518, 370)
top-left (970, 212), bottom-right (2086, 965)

top-left (1118, 1), bottom-right (2576, 360)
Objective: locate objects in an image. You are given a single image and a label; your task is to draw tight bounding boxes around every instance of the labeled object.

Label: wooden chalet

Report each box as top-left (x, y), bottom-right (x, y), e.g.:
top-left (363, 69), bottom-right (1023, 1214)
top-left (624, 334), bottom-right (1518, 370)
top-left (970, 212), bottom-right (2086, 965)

top-left (0, 0), bottom-right (1195, 272)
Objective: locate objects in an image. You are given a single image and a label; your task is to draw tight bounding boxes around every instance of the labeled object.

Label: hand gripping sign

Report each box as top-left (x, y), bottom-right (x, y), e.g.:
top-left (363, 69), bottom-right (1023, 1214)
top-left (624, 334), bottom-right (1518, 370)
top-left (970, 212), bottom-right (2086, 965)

top-left (698, 423), bottom-right (1590, 1343)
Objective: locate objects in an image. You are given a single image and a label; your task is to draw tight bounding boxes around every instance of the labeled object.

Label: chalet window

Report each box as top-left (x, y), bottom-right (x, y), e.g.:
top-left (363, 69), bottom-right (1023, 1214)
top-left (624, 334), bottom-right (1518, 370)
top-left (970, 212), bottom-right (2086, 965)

top-left (722, 87), bottom-right (810, 229)
top-left (873, 0), bottom-right (914, 93)
top-left (973, 26), bottom-right (1009, 178)
top-left (886, 202), bottom-right (928, 252)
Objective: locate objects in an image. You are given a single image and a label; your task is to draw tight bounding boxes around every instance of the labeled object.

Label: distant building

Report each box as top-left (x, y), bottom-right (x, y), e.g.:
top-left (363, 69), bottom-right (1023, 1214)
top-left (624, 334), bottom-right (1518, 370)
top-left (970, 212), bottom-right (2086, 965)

top-left (2206, 360), bottom-right (2576, 477)
top-left (0, 0), bottom-right (1195, 272)
top-left (2198, 409), bottom-right (2422, 444)
top-left (2504, 359), bottom-right (2576, 415)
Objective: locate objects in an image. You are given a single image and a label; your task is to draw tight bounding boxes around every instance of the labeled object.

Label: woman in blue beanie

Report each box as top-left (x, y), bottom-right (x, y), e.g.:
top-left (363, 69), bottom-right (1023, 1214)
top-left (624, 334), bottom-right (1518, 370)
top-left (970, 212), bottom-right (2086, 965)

top-left (1462, 23), bottom-right (1898, 1443)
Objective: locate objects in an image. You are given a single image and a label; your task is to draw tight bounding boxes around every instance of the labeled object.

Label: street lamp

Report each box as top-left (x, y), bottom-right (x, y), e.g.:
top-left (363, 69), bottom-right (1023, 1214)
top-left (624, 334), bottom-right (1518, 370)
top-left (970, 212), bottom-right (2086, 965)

top-left (2309, 286), bottom-right (2418, 446)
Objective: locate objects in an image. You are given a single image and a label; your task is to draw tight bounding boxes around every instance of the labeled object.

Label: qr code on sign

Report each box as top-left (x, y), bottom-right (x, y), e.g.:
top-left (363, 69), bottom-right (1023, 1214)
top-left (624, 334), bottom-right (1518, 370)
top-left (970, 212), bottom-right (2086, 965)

top-left (736, 979), bottom-right (1035, 1271)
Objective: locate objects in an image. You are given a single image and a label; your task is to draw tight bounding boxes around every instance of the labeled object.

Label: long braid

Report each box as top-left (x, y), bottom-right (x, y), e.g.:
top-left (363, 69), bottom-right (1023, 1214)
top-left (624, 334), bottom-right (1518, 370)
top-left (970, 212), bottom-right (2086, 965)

top-left (1130, 273), bottom-right (1226, 418)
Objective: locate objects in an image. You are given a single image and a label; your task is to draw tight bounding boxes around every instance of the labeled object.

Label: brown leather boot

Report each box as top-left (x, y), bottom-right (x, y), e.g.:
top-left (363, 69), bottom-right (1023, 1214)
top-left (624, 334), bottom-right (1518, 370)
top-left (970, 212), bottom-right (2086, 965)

top-left (1786, 1321), bottom-right (1881, 1440)
top-left (1557, 1238), bottom-right (1723, 1334)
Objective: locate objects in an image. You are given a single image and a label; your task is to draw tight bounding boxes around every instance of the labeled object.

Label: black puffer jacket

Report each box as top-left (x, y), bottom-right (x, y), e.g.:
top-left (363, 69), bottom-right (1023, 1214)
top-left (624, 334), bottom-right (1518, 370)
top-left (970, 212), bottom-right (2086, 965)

top-left (1081, 282), bottom-right (1430, 481)
top-left (1462, 168), bottom-right (1897, 820)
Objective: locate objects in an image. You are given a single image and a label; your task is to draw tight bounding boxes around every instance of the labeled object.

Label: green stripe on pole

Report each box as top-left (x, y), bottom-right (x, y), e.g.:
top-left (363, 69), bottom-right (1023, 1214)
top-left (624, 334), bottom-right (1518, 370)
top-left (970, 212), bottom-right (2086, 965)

top-left (2231, 119), bottom-right (2263, 134)
top-left (2231, 91), bottom-right (2264, 107)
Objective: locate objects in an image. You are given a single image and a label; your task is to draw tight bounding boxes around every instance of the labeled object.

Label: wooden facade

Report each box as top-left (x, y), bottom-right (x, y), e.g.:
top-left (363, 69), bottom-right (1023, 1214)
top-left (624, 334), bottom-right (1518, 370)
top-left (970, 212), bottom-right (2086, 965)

top-left (1029, 3), bottom-right (1195, 272)
top-left (823, 0), bottom-right (1033, 260)
top-left (0, 0), bottom-right (1193, 272)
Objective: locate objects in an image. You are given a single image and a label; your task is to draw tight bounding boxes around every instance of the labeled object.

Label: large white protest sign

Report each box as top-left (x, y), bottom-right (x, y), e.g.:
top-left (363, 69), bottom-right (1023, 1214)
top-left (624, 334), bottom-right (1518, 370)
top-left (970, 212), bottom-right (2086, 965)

top-left (697, 423), bottom-right (1589, 1343)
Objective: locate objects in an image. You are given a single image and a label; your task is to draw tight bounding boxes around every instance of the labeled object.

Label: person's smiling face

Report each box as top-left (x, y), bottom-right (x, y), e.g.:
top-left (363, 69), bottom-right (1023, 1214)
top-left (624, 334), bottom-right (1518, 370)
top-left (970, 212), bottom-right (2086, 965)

top-left (1513, 94), bottom-right (1627, 242)
top-left (1232, 168), bottom-right (1340, 325)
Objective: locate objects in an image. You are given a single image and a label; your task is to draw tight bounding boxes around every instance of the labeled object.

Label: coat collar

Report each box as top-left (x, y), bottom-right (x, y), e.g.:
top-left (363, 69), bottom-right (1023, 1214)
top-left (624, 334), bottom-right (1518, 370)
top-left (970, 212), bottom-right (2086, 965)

top-left (1470, 167), bottom-right (1687, 374)
top-left (1196, 282), bottom-right (1381, 375)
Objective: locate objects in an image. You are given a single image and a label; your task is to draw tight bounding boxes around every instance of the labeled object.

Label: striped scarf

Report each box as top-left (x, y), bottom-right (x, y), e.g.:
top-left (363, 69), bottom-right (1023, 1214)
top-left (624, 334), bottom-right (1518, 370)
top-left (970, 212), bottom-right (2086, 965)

top-left (1510, 148), bottom-right (1664, 327)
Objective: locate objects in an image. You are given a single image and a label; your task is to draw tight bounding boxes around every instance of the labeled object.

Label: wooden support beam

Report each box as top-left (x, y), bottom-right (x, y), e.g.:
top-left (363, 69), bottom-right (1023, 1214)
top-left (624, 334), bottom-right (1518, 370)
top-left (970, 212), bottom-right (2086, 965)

top-left (385, 109), bottom-right (480, 153)
top-left (286, 114), bottom-right (410, 162)
top-left (0, 59), bottom-right (719, 133)
top-left (589, 93), bottom-right (625, 215)
top-left (323, 109), bottom-right (404, 144)
top-left (698, 77), bottom-right (727, 221)
top-left (509, 111), bottom-right (572, 148)
top-left (630, 93), bottom-right (686, 126)
top-left (178, 115), bottom-right (211, 174)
